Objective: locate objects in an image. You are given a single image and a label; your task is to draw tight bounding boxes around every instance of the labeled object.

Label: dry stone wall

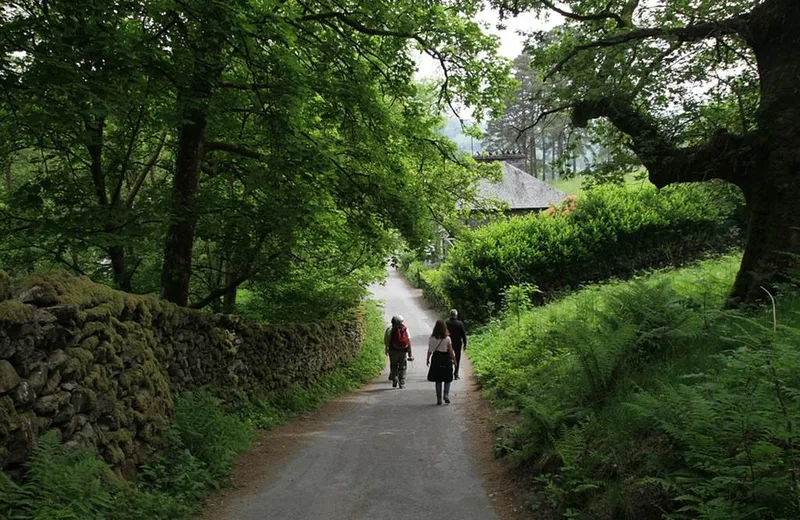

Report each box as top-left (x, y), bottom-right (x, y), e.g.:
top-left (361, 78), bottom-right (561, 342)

top-left (0, 270), bottom-right (364, 477)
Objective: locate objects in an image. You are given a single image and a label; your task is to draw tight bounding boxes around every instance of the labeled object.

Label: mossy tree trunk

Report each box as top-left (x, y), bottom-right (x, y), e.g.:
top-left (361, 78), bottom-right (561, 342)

top-left (570, 0), bottom-right (800, 305)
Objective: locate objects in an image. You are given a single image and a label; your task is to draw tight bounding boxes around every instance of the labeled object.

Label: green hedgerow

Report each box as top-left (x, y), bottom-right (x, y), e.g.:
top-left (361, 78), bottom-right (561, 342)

top-left (437, 183), bottom-right (743, 323)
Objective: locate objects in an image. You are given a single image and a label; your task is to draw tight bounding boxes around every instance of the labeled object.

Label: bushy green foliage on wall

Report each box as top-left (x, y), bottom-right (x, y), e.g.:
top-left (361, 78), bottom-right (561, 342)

top-left (469, 255), bottom-right (800, 519)
top-left (436, 183), bottom-right (742, 322)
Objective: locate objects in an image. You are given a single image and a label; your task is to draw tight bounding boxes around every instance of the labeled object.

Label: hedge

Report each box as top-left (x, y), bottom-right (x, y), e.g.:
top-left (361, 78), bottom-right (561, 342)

top-left (435, 183), bottom-right (743, 322)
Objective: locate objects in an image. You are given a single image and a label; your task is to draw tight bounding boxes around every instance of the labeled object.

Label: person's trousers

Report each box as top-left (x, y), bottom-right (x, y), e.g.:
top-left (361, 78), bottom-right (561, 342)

top-left (389, 348), bottom-right (407, 384)
top-left (435, 381), bottom-right (451, 399)
top-left (453, 346), bottom-right (463, 378)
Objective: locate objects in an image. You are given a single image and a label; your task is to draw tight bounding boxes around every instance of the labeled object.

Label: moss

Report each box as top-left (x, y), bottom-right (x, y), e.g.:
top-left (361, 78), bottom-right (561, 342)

top-left (68, 347), bottom-right (95, 374)
top-left (0, 270), bottom-right (11, 301)
top-left (105, 442), bottom-right (126, 465)
top-left (0, 395), bottom-right (18, 443)
top-left (0, 300), bottom-right (35, 325)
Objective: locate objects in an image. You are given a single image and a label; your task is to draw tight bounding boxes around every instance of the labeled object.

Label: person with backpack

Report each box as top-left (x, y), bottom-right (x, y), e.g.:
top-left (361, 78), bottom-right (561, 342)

top-left (384, 315), bottom-right (413, 388)
top-left (446, 309), bottom-right (468, 380)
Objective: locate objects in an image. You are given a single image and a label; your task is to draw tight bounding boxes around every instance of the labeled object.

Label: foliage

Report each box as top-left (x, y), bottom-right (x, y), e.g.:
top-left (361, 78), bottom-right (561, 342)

top-left (469, 254), bottom-right (800, 519)
top-left (0, 432), bottom-right (197, 520)
top-left (501, 282), bottom-right (540, 327)
top-left (435, 183), bottom-right (742, 322)
top-left (0, 0), bottom-right (512, 311)
top-left (491, 0), bottom-right (799, 304)
top-left (403, 260), bottom-right (430, 289)
top-left (171, 391), bottom-right (254, 482)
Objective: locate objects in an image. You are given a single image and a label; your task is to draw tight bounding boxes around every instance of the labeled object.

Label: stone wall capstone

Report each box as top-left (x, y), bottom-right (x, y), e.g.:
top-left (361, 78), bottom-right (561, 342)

top-left (0, 270), bottom-right (365, 477)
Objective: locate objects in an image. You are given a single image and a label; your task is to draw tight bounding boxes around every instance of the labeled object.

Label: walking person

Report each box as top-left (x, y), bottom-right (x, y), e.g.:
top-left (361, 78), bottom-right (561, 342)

top-left (426, 319), bottom-right (456, 405)
top-left (447, 309), bottom-right (467, 380)
top-left (385, 316), bottom-right (413, 388)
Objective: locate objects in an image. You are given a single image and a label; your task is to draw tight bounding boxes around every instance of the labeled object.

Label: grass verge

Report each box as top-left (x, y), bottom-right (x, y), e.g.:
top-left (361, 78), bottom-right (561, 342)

top-left (469, 254), bottom-right (800, 520)
top-left (0, 300), bottom-right (386, 520)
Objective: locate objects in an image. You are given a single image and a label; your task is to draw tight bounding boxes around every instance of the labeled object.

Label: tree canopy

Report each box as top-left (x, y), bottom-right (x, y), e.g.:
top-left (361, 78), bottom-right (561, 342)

top-left (0, 0), bottom-right (512, 317)
top-left (493, 0), bottom-right (799, 303)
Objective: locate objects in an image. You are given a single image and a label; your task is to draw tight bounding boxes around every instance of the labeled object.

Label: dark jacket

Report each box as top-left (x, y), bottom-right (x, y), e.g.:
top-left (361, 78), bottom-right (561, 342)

top-left (447, 319), bottom-right (467, 350)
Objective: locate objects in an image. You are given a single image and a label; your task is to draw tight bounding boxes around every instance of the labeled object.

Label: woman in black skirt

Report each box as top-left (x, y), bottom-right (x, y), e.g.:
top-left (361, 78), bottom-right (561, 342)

top-left (426, 319), bottom-right (457, 405)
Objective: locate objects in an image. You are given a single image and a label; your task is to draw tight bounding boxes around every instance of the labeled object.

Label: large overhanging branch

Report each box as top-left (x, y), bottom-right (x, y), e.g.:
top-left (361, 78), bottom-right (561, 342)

top-left (497, 0), bottom-right (631, 28)
top-left (513, 104), bottom-right (574, 140)
top-left (572, 97), bottom-right (755, 188)
top-left (546, 14), bottom-right (750, 79)
top-left (204, 141), bottom-right (265, 160)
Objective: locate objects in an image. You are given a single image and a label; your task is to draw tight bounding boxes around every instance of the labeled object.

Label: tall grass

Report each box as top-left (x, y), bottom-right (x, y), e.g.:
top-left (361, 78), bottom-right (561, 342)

top-left (470, 254), bottom-right (800, 519)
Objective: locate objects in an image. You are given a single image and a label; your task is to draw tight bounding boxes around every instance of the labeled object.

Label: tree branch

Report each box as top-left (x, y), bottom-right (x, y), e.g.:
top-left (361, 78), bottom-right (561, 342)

top-left (572, 97), bottom-right (756, 188)
top-left (299, 11), bottom-right (416, 39)
top-left (218, 81), bottom-right (272, 90)
top-left (125, 131), bottom-right (167, 209)
top-left (546, 15), bottom-right (750, 79)
top-left (204, 141), bottom-right (265, 160)
top-left (190, 270), bottom-right (253, 310)
top-left (513, 104), bottom-right (574, 140)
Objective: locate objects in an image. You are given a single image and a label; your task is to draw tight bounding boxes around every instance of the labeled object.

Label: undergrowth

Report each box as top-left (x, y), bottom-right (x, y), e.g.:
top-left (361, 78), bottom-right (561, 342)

top-left (470, 254), bottom-right (800, 520)
top-left (0, 301), bottom-right (385, 520)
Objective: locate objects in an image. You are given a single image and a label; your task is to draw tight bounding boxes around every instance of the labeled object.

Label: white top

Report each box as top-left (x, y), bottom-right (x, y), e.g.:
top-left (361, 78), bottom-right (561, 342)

top-left (428, 336), bottom-right (451, 354)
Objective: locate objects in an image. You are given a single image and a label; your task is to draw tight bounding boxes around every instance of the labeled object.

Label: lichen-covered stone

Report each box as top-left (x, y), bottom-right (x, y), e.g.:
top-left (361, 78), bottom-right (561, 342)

top-left (0, 360), bottom-right (21, 394)
top-left (26, 363), bottom-right (47, 393)
top-left (47, 349), bottom-right (68, 370)
top-left (17, 285), bottom-right (58, 307)
top-left (42, 372), bottom-right (61, 394)
top-left (11, 380), bottom-right (35, 409)
top-left (0, 300), bottom-right (35, 326)
top-left (34, 391), bottom-right (70, 416)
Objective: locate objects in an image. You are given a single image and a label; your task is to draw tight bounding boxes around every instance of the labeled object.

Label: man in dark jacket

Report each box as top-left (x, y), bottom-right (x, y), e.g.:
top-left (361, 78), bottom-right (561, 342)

top-left (446, 309), bottom-right (467, 380)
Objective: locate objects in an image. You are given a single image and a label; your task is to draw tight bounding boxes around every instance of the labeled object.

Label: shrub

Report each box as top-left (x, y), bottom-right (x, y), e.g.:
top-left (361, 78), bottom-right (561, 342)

top-left (438, 183), bottom-right (742, 322)
top-left (469, 255), bottom-right (800, 520)
top-left (0, 432), bottom-right (190, 520)
top-left (404, 260), bottom-right (429, 288)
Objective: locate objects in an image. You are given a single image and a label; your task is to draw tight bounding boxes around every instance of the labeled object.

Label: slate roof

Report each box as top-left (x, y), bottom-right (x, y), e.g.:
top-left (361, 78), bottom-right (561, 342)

top-left (477, 161), bottom-right (568, 210)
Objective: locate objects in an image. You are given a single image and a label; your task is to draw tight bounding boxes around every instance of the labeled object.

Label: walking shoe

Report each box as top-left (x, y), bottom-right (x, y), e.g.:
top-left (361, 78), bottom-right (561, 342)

top-left (444, 396), bottom-right (450, 404)
top-left (392, 379), bottom-right (398, 388)
top-left (399, 383), bottom-right (405, 389)
top-left (454, 375), bottom-right (460, 380)
top-left (437, 399), bottom-right (442, 405)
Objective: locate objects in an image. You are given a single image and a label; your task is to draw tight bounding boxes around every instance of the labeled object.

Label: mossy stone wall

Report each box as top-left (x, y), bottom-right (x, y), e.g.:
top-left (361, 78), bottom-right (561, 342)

top-left (0, 270), bottom-right (364, 477)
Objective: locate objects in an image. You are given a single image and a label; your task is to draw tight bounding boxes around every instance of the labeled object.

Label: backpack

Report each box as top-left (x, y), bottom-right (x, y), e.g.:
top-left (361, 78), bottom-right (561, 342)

top-left (391, 325), bottom-right (409, 349)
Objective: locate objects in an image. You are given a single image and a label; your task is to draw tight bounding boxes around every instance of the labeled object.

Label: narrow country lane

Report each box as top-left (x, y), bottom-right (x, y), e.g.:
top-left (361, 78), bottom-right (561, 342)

top-left (215, 269), bottom-right (499, 520)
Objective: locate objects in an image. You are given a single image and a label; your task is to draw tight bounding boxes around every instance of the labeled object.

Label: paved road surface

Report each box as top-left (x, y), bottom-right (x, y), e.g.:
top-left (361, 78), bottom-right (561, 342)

top-left (218, 269), bottom-right (498, 520)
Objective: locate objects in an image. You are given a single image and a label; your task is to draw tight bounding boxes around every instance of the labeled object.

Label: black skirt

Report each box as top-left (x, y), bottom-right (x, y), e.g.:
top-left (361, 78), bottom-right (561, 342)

top-left (427, 350), bottom-right (453, 383)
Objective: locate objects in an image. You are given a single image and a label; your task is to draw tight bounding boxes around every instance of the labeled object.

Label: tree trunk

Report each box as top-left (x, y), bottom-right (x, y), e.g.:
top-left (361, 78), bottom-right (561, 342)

top-left (731, 168), bottom-right (800, 305)
top-left (161, 99), bottom-right (208, 306)
top-left (531, 132), bottom-right (538, 178)
top-left (4, 161), bottom-right (11, 190)
top-left (109, 246), bottom-right (131, 292)
top-left (222, 274), bottom-right (237, 314)
top-left (729, 2), bottom-right (800, 304)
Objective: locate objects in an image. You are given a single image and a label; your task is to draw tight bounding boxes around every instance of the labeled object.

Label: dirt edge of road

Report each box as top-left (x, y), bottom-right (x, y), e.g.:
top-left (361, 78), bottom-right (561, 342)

top-left (462, 358), bottom-right (534, 520)
top-left (199, 395), bottom-right (359, 520)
